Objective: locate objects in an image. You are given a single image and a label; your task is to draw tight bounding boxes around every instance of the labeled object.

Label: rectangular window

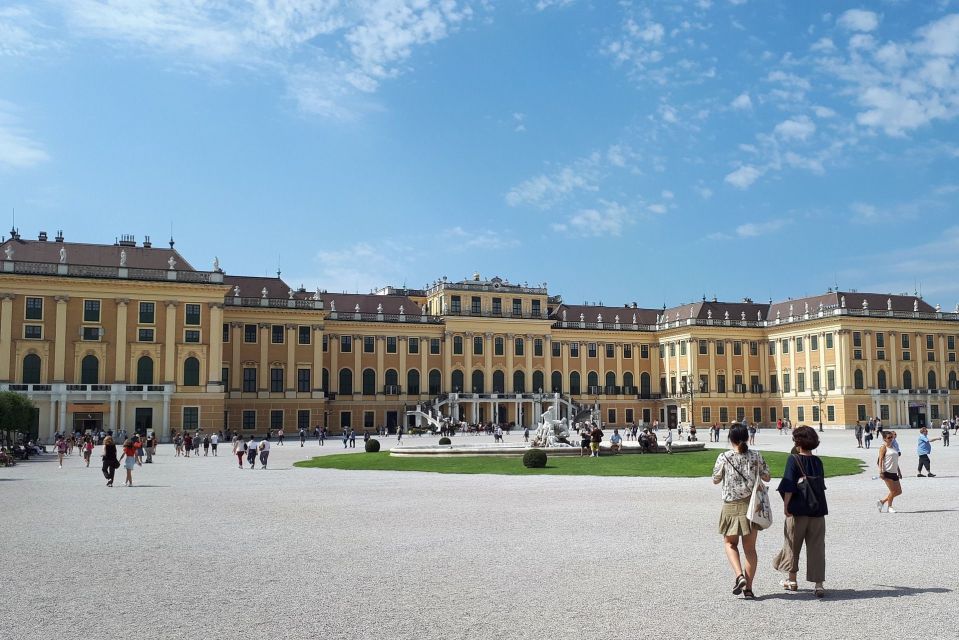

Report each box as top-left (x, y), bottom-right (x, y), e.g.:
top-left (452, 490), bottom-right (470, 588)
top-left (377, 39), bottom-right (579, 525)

top-left (797, 406), bottom-right (806, 422)
top-left (270, 368), bottom-right (284, 392)
top-left (323, 335), bottom-right (328, 352)
top-left (876, 332), bottom-right (885, 348)
top-left (242, 368), bottom-right (257, 392)
top-left (702, 407), bottom-right (711, 423)
top-left (605, 343), bottom-right (614, 358)
top-left (242, 410), bottom-right (256, 430)
top-left (736, 407), bottom-right (745, 422)
top-left (782, 406), bottom-right (791, 421)
top-left (827, 405), bottom-right (836, 422)
top-left (25, 296), bottom-right (44, 320)
top-left (451, 296), bottom-right (461, 313)
top-left (570, 342), bottom-right (580, 357)
top-left (949, 336), bottom-right (956, 351)
top-left (669, 343), bottom-right (676, 357)
top-left (659, 344), bottom-right (665, 359)
top-left (700, 374), bottom-right (710, 393)
top-left (271, 410), bottom-right (283, 430)
top-left (625, 408), bottom-right (634, 424)
top-left (534, 339), bottom-right (544, 357)
top-left (531, 300), bottom-right (542, 317)
top-left (298, 409), bottom-right (310, 430)
top-left (83, 300), bottom-right (100, 322)
top-left (858, 405), bottom-right (867, 421)
top-left (733, 341), bottom-right (743, 356)
top-left (340, 411), bottom-right (352, 428)
top-left (223, 323), bottom-right (230, 343)
top-left (902, 351), bottom-right (911, 361)
top-left (717, 374), bottom-right (726, 394)
top-left (931, 405), bottom-right (940, 420)
top-left (783, 373), bottom-right (791, 393)
top-left (494, 337), bottom-right (504, 356)
top-left (719, 407), bottom-right (729, 423)
top-left (812, 405), bottom-right (820, 422)
top-left (185, 303), bottom-right (201, 326)
top-left (588, 343), bottom-right (597, 358)
top-left (812, 370), bottom-right (821, 391)
top-left (82, 326), bottom-right (101, 341)
top-left (470, 296), bottom-right (481, 314)
top-left (138, 301), bottom-right (154, 324)
top-left (24, 325), bottom-right (42, 339)
top-left (363, 336), bottom-right (375, 353)
top-left (297, 368), bottom-right (311, 392)
top-left (623, 344), bottom-right (632, 359)
top-left (183, 407), bottom-right (199, 430)
top-left (853, 331), bottom-right (862, 348)
top-left (926, 334), bottom-right (934, 350)
top-left (753, 407), bottom-right (762, 423)
top-left (430, 338), bottom-right (441, 355)
top-left (221, 367), bottom-right (229, 386)
top-left (386, 337), bottom-right (397, 353)
top-left (877, 349), bottom-right (886, 360)
top-left (607, 408), bottom-right (616, 424)
top-left (827, 370), bottom-right (836, 390)
top-left (184, 330), bottom-right (200, 343)
top-left (492, 297), bottom-right (502, 315)
top-left (880, 404), bottom-right (890, 421)
top-left (716, 340), bottom-right (725, 356)
top-left (750, 341), bottom-right (758, 357)
top-left (770, 407), bottom-right (778, 423)
top-left (824, 333), bottom-right (833, 349)
top-left (515, 338), bottom-right (524, 356)
top-left (453, 336), bottom-right (463, 355)
top-left (298, 326), bottom-right (311, 345)
top-left (768, 341), bottom-right (776, 356)
top-left (341, 335), bottom-right (352, 352)
top-left (781, 339), bottom-right (789, 354)
top-left (512, 299), bottom-right (522, 315)
top-left (552, 341), bottom-right (561, 357)
top-left (699, 339), bottom-right (708, 355)
top-left (797, 372), bottom-right (806, 393)
top-left (244, 324), bottom-right (257, 343)
top-left (796, 337), bottom-right (804, 353)
top-left (854, 349), bottom-right (863, 360)
top-left (680, 341), bottom-right (687, 356)
top-left (473, 336), bottom-right (484, 355)
top-left (769, 374), bottom-right (778, 393)
top-left (641, 344), bottom-right (649, 358)
top-left (901, 333), bottom-right (910, 349)
top-left (810, 335), bottom-right (818, 351)
top-left (408, 337), bottom-right (419, 354)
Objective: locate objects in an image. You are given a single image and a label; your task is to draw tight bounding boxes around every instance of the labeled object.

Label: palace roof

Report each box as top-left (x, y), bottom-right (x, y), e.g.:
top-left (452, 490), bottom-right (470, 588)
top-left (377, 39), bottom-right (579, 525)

top-left (0, 236), bottom-right (194, 271)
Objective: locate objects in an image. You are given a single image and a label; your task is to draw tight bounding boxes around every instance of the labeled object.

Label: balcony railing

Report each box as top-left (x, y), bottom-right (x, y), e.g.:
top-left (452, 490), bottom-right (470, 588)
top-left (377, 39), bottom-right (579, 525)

top-left (326, 311), bottom-right (442, 324)
top-left (226, 296), bottom-right (323, 310)
top-left (0, 383), bottom-right (174, 394)
top-left (4, 260), bottom-right (224, 284)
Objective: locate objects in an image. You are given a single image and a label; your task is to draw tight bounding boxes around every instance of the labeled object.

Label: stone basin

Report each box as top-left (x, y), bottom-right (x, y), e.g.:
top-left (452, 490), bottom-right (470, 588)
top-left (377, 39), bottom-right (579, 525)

top-left (389, 440), bottom-right (706, 457)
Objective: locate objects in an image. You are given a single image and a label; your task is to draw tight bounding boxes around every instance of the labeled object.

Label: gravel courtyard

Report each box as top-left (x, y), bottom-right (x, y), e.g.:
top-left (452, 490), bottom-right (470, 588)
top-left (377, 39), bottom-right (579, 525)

top-left (3, 429), bottom-right (957, 640)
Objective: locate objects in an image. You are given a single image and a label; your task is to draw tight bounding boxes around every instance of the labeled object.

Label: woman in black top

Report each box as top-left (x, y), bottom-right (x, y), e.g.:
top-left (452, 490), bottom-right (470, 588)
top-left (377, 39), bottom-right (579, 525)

top-left (101, 435), bottom-right (119, 487)
top-left (775, 426), bottom-right (828, 597)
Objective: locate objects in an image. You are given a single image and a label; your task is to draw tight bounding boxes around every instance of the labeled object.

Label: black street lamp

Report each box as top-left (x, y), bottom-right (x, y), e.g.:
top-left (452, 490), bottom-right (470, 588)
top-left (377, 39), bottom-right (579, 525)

top-left (681, 377), bottom-right (706, 427)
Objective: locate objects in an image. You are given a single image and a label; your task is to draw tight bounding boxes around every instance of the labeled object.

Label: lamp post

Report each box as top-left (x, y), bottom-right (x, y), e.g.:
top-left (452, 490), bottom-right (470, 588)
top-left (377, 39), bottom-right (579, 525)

top-left (811, 388), bottom-right (827, 432)
top-left (681, 377), bottom-right (706, 427)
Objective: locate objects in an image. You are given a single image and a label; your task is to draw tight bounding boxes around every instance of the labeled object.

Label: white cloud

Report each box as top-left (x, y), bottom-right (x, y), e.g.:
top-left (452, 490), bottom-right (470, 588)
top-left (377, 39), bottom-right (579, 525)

top-left (534, 0), bottom-right (576, 10)
top-left (810, 37), bottom-right (835, 52)
top-left (661, 190), bottom-right (674, 200)
top-left (730, 92), bottom-right (752, 110)
top-left (647, 203), bottom-right (667, 214)
top-left (734, 218), bottom-right (791, 237)
top-left (837, 9), bottom-right (879, 32)
top-left (724, 165), bottom-right (762, 189)
top-left (0, 5), bottom-right (51, 57)
top-left (0, 101), bottom-right (49, 169)
top-left (774, 115), bottom-right (816, 141)
top-left (443, 227), bottom-right (521, 251)
top-left (308, 241), bottom-right (412, 293)
top-left (695, 185), bottom-right (713, 200)
top-left (916, 13), bottom-right (959, 57)
top-left (554, 200), bottom-right (631, 237)
top-left (506, 152), bottom-right (601, 209)
top-left (811, 105), bottom-right (836, 118)
top-left (851, 202), bottom-right (878, 222)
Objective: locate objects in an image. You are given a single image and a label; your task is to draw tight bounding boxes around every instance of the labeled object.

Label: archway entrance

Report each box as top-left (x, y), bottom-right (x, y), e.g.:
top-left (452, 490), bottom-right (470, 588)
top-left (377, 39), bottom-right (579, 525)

top-left (73, 412), bottom-right (103, 434)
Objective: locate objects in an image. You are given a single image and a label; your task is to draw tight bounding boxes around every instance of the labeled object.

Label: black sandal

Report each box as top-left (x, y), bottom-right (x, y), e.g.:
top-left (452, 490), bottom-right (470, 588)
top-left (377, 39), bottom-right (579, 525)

top-left (733, 574), bottom-right (747, 595)
top-left (743, 589), bottom-right (756, 600)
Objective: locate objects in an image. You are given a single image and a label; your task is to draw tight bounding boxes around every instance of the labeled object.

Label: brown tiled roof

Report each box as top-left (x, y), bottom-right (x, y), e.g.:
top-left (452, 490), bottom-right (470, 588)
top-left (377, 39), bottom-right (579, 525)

top-left (0, 238), bottom-right (195, 271)
top-left (223, 275), bottom-right (293, 300)
top-left (554, 303), bottom-right (660, 325)
top-left (663, 301), bottom-right (770, 323)
top-left (324, 293), bottom-right (421, 315)
top-left (768, 292), bottom-right (935, 318)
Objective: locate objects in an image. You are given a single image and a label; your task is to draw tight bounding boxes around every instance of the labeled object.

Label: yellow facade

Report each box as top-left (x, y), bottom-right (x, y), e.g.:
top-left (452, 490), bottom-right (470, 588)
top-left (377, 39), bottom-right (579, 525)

top-left (2, 234), bottom-right (957, 440)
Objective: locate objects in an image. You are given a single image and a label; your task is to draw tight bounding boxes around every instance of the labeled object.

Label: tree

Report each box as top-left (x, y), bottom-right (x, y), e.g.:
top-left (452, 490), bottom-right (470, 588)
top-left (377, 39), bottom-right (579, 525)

top-left (0, 391), bottom-right (36, 442)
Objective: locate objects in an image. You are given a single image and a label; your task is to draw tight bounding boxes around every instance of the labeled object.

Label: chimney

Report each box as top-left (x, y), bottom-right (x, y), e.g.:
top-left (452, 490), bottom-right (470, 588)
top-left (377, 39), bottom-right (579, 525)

top-left (143, 235), bottom-right (152, 248)
top-left (54, 230), bottom-right (64, 242)
top-left (38, 231), bottom-right (48, 242)
top-left (119, 234), bottom-right (136, 247)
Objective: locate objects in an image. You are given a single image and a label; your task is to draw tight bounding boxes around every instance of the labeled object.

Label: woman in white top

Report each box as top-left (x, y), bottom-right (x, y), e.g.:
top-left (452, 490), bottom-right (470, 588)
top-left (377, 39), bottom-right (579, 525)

top-left (232, 435), bottom-right (247, 469)
top-left (712, 425), bottom-right (771, 600)
top-left (877, 431), bottom-right (902, 513)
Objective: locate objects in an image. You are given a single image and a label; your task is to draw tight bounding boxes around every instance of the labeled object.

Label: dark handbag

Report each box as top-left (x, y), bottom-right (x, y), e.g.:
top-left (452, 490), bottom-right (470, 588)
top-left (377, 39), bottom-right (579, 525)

top-left (792, 454), bottom-right (821, 514)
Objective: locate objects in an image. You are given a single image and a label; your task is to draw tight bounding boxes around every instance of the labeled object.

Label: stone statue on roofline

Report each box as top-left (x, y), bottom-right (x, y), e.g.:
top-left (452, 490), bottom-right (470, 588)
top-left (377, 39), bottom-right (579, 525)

top-left (724, 310), bottom-right (729, 321)
top-left (741, 311), bottom-right (746, 321)
top-left (261, 287), bottom-right (268, 298)
top-left (119, 249), bottom-right (127, 267)
top-left (168, 255), bottom-right (176, 270)
top-left (707, 309), bottom-right (712, 319)
top-left (233, 285), bottom-right (240, 297)
top-left (914, 299), bottom-right (919, 312)
top-left (841, 295), bottom-right (846, 308)
top-left (3, 245), bottom-right (12, 260)
top-left (60, 247), bottom-right (67, 263)
top-left (330, 300), bottom-right (336, 311)
top-left (377, 303), bottom-right (383, 314)
top-left (213, 256), bottom-right (220, 272)
top-left (887, 298), bottom-right (892, 311)
top-left (288, 289), bottom-right (294, 300)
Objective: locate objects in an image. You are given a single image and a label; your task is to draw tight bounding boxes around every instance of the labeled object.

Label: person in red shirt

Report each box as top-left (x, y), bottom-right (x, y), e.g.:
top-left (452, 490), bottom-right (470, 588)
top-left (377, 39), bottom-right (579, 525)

top-left (118, 439), bottom-right (141, 487)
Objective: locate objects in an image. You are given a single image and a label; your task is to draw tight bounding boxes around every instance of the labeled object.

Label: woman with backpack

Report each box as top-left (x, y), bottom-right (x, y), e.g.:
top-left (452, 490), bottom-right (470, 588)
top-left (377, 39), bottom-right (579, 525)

top-left (712, 424), bottom-right (770, 600)
top-left (774, 426), bottom-right (828, 597)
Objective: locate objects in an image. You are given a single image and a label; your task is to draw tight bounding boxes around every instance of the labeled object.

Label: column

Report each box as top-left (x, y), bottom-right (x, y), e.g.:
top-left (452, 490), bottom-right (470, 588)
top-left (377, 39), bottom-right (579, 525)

top-left (398, 337), bottom-right (407, 396)
top-left (864, 332), bottom-right (873, 391)
top-left (615, 342), bottom-right (623, 390)
top-left (743, 339), bottom-right (751, 392)
top-left (54, 296), bottom-right (69, 382)
top-left (0, 293), bottom-right (14, 381)
top-left (725, 341), bottom-right (733, 397)
top-left (114, 299), bottom-right (129, 382)
top-left (258, 323), bottom-right (268, 390)
top-left (443, 331), bottom-right (452, 392)
top-left (889, 331), bottom-right (898, 387)
top-left (506, 335), bottom-right (514, 391)
top-left (663, 343), bottom-right (671, 396)
top-left (524, 334), bottom-right (533, 390)
top-left (464, 333), bottom-right (473, 390)
top-left (561, 341), bottom-right (570, 394)
top-left (376, 336), bottom-right (385, 390)
top-left (231, 323), bottom-right (242, 391)
top-left (685, 339), bottom-right (693, 382)
top-left (939, 334), bottom-right (947, 388)
top-left (674, 341), bottom-right (682, 390)
top-left (544, 336), bottom-right (553, 393)
top-left (312, 325), bottom-right (324, 392)
top-left (774, 338), bottom-right (783, 397)
top-left (164, 301), bottom-right (178, 383)
top-left (162, 391), bottom-right (171, 440)
top-left (208, 303), bottom-right (224, 385)
top-left (709, 341), bottom-right (717, 393)
top-left (835, 331), bottom-right (847, 391)
top-left (804, 335), bottom-right (812, 392)
top-left (818, 333), bottom-right (827, 391)
top-left (485, 333), bottom-right (493, 390)
top-left (285, 324), bottom-right (296, 391)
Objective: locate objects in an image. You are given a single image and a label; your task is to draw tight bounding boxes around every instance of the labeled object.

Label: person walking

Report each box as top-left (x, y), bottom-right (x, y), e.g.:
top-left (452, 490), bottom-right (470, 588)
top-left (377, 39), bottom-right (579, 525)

top-left (233, 435), bottom-right (247, 469)
top-left (144, 433), bottom-right (155, 463)
top-left (318, 426), bottom-right (325, 446)
top-left (101, 435), bottom-right (119, 487)
top-left (133, 435), bottom-right (144, 465)
top-left (348, 428), bottom-right (356, 449)
top-left (774, 426), bottom-right (828, 597)
top-left (748, 423), bottom-right (757, 446)
top-left (203, 434), bottom-right (211, 456)
top-left (589, 424), bottom-right (603, 458)
top-left (246, 435), bottom-right (257, 469)
top-left (277, 428), bottom-right (285, 446)
top-left (942, 421), bottom-right (951, 447)
top-left (712, 424), bottom-right (771, 600)
top-left (117, 438), bottom-right (141, 487)
top-left (396, 426), bottom-right (403, 444)
top-left (663, 428), bottom-right (673, 454)
top-left (523, 427), bottom-right (529, 443)
top-left (877, 432), bottom-right (902, 513)
top-left (299, 428), bottom-right (306, 447)
top-left (210, 432), bottom-right (219, 456)
top-left (82, 435), bottom-right (94, 467)
top-left (341, 429), bottom-right (349, 449)
top-left (854, 421), bottom-right (864, 448)
top-left (863, 421), bottom-right (874, 449)
top-left (258, 435), bottom-right (271, 469)
top-left (916, 427), bottom-right (940, 477)
top-left (55, 436), bottom-right (67, 468)
top-left (579, 426), bottom-right (590, 457)
top-left (183, 433), bottom-right (192, 458)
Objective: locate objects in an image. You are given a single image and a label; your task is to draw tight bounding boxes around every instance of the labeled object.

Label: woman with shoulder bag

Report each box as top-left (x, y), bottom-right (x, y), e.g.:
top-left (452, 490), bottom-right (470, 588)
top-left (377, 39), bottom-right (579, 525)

top-left (877, 432), bottom-right (903, 513)
top-left (712, 424), bottom-right (771, 600)
top-left (101, 436), bottom-right (119, 487)
top-left (774, 426), bottom-right (828, 597)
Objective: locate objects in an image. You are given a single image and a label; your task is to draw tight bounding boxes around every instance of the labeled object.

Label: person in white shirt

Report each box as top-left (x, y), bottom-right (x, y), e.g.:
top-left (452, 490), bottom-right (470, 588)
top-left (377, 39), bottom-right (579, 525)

top-left (232, 435), bottom-right (246, 469)
top-left (664, 428), bottom-right (673, 454)
top-left (210, 433), bottom-right (219, 456)
top-left (258, 435), bottom-right (271, 469)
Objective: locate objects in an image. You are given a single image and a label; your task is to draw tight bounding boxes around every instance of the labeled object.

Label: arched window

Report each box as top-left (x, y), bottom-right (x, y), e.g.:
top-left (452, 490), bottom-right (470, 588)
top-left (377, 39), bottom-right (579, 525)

top-left (513, 370), bottom-right (525, 393)
top-left (928, 370), bottom-right (937, 390)
top-left (136, 356), bottom-right (154, 385)
top-left (451, 370), bottom-right (464, 392)
top-left (551, 371), bottom-right (562, 393)
top-left (903, 370), bottom-right (913, 390)
top-left (385, 369), bottom-right (398, 387)
top-left (640, 372), bottom-right (651, 397)
top-left (339, 368), bottom-right (353, 395)
top-left (471, 370), bottom-right (485, 393)
top-left (853, 369), bottom-right (864, 390)
top-left (80, 355), bottom-right (99, 385)
top-left (532, 370), bottom-right (544, 393)
top-left (22, 354), bottom-right (41, 384)
top-left (605, 371), bottom-right (616, 390)
top-left (623, 372), bottom-right (634, 391)
top-left (362, 368), bottom-right (376, 395)
top-left (492, 370), bottom-right (505, 393)
top-left (407, 369), bottom-right (420, 395)
top-left (877, 369), bottom-right (887, 390)
top-left (183, 357), bottom-right (200, 386)
top-left (569, 371), bottom-right (581, 395)
top-left (587, 371), bottom-right (598, 391)
top-left (322, 368), bottom-right (329, 392)
top-left (949, 370), bottom-right (958, 391)
top-left (428, 369), bottom-right (442, 395)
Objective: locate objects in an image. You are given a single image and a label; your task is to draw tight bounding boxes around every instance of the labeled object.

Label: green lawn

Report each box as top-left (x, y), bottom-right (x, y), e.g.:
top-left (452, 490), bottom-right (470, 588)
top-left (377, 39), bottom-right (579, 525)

top-left (294, 450), bottom-right (865, 478)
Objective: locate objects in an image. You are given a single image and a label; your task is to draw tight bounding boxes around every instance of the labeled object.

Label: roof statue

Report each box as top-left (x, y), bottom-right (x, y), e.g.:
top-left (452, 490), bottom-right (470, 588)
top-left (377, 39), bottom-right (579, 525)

top-left (329, 300), bottom-right (335, 312)
top-left (689, 306), bottom-right (694, 318)
top-left (936, 303), bottom-right (941, 312)
top-left (399, 305), bottom-right (405, 315)
top-left (741, 311), bottom-right (746, 321)
top-left (213, 256), bottom-right (220, 271)
top-left (707, 309), bottom-right (712, 319)
top-left (562, 309), bottom-right (567, 321)
top-left (757, 310), bottom-right (762, 321)
top-left (777, 310), bottom-right (781, 320)
top-left (632, 313), bottom-right (636, 324)
top-left (724, 310), bottom-right (729, 320)
top-left (261, 287), bottom-right (268, 298)
top-left (887, 298), bottom-right (892, 311)
top-left (377, 303), bottom-right (383, 314)
top-left (60, 247), bottom-right (67, 263)
top-left (614, 315), bottom-right (619, 324)
top-left (288, 289), bottom-right (294, 299)
top-left (789, 304), bottom-right (794, 316)
top-left (580, 313), bottom-right (585, 322)
top-left (3, 245), bottom-right (12, 260)
top-left (167, 255), bottom-right (176, 270)
top-left (819, 301), bottom-right (824, 312)
top-left (355, 304), bottom-right (360, 313)
top-left (841, 295), bottom-right (846, 308)
top-left (863, 298), bottom-right (868, 309)
top-left (804, 301), bottom-right (809, 314)
top-left (312, 288), bottom-right (320, 301)
top-left (119, 249), bottom-right (127, 267)
top-left (914, 300), bottom-right (919, 312)
top-left (233, 285), bottom-right (240, 297)
top-left (597, 313), bottom-right (602, 323)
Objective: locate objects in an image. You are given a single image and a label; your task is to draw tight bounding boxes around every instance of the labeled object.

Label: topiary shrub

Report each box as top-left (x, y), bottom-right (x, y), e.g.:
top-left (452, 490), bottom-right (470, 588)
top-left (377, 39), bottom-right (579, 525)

top-left (365, 439), bottom-right (380, 453)
top-left (438, 437), bottom-right (452, 445)
top-left (523, 448), bottom-right (547, 468)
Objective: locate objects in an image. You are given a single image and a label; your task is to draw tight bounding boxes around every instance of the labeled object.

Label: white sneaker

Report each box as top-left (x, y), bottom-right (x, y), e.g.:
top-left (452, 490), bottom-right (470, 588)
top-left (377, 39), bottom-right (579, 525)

top-left (887, 507), bottom-right (897, 513)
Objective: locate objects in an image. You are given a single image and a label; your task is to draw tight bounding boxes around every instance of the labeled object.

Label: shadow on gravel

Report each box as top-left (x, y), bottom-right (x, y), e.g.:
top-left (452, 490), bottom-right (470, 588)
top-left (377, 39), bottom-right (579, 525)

top-left (899, 509), bottom-right (958, 514)
top-left (763, 586), bottom-right (950, 601)
top-left (0, 477), bottom-right (22, 481)
top-left (127, 485), bottom-right (170, 488)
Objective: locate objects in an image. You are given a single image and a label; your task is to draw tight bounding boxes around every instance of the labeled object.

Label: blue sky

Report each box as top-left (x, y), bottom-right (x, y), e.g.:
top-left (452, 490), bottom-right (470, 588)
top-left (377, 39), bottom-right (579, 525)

top-left (2, 1), bottom-right (958, 308)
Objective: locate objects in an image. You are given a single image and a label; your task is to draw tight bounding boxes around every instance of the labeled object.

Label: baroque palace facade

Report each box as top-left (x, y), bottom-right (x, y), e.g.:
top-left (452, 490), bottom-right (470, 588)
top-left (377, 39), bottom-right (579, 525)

top-left (3, 229), bottom-right (959, 441)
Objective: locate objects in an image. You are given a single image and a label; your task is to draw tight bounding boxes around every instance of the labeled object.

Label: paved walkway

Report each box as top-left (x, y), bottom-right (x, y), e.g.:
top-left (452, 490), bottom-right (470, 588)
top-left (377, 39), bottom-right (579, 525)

top-left (3, 429), bottom-right (957, 639)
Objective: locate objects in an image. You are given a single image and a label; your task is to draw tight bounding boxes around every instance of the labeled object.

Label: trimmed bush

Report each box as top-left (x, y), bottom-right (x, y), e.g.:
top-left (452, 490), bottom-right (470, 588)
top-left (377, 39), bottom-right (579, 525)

top-left (365, 439), bottom-right (380, 453)
top-left (438, 437), bottom-right (452, 445)
top-left (523, 448), bottom-right (547, 469)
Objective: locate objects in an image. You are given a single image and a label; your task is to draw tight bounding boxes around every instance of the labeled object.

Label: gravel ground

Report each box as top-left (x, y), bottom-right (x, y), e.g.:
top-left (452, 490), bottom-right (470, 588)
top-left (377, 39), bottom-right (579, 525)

top-left (2, 428), bottom-right (957, 640)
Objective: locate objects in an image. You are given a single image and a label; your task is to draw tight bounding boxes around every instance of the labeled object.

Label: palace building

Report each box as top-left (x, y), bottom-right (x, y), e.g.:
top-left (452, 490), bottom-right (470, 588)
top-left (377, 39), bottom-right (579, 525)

top-left (2, 229), bottom-right (958, 441)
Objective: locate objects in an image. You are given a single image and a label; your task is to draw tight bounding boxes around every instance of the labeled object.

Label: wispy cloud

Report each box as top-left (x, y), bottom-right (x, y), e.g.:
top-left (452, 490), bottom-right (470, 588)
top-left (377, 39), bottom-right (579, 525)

top-left (706, 217), bottom-right (792, 241)
top-left (443, 227), bottom-right (521, 250)
top-left (724, 165), bottom-right (762, 189)
top-left (0, 100), bottom-right (49, 169)
top-left (506, 151), bottom-right (603, 208)
top-left (552, 200), bottom-right (631, 237)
